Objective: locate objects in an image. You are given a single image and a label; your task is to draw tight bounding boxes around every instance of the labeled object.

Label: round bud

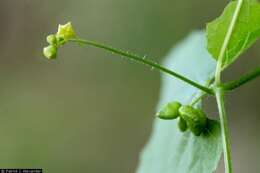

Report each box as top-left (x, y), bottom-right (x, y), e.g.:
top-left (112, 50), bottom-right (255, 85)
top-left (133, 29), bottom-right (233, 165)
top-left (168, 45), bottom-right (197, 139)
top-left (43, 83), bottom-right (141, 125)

top-left (179, 105), bottom-right (207, 136)
top-left (157, 101), bottom-right (181, 120)
top-left (43, 45), bottom-right (57, 60)
top-left (56, 35), bottom-right (66, 45)
top-left (178, 117), bottom-right (188, 132)
top-left (46, 34), bottom-right (57, 45)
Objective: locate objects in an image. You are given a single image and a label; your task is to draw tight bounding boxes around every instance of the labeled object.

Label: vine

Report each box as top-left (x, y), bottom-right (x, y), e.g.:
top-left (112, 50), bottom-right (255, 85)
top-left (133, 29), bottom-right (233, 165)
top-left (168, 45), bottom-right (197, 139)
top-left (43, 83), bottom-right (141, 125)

top-left (42, 0), bottom-right (260, 172)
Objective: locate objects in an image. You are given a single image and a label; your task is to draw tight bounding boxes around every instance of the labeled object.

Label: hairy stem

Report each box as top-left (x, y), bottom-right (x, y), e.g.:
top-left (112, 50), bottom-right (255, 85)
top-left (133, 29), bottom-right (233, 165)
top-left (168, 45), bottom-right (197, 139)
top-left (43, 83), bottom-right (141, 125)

top-left (215, 0), bottom-right (244, 84)
top-left (215, 88), bottom-right (233, 173)
top-left (69, 38), bottom-right (213, 94)
top-left (223, 66), bottom-right (260, 90)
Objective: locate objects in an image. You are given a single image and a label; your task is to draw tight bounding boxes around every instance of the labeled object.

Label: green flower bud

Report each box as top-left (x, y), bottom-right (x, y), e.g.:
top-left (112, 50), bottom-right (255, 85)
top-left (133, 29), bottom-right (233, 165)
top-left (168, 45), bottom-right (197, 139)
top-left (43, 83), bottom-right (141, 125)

top-left (43, 45), bottom-right (57, 60)
top-left (157, 101), bottom-right (181, 120)
top-left (56, 22), bottom-right (76, 41)
top-left (179, 105), bottom-right (207, 136)
top-left (178, 117), bottom-right (188, 132)
top-left (56, 35), bottom-right (65, 45)
top-left (46, 34), bottom-right (57, 45)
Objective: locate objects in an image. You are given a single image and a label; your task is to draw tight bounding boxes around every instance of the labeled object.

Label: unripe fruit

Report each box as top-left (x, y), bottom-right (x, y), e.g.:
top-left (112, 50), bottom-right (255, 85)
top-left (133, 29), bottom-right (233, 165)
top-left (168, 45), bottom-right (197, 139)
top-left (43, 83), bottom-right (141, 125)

top-left (43, 45), bottom-right (57, 60)
top-left (157, 101), bottom-right (181, 120)
top-left (178, 117), bottom-right (188, 132)
top-left (179, 105), bottom-right (207, 136)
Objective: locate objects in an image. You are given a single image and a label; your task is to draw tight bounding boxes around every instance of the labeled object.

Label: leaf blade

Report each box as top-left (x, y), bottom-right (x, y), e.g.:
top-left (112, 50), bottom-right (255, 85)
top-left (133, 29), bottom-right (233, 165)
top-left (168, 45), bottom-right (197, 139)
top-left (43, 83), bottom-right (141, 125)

top-left (136, 31), bottom-right (222, 173)
top-left (207, 0), bottom-right (260, 68)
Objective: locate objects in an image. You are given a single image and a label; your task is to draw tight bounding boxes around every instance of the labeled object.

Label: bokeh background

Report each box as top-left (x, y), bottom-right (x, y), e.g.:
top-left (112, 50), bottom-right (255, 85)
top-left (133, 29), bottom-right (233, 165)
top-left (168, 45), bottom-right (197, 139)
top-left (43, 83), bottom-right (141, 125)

top-left (0, 0), bottom-right (259, 172)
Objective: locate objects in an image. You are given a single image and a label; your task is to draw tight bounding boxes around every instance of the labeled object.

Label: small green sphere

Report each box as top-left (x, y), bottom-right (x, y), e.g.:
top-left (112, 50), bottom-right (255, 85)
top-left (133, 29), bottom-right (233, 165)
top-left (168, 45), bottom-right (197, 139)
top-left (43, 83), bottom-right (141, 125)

top-left (46, 34), bottom-right (57, 45)
top-left (43, 45), bottom-right (57, 60)
top-left (157, 101), bottom-right (182, 120)
top-left (178, 117), bottom-right (188, 132)
top-left (56, 35), bottom-right (66, 45)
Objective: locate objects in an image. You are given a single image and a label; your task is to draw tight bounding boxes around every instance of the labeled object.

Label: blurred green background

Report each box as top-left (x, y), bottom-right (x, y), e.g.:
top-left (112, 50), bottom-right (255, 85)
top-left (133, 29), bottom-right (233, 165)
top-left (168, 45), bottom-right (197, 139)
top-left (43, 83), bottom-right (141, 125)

top-left (0, 0), bottom-right (259, 172)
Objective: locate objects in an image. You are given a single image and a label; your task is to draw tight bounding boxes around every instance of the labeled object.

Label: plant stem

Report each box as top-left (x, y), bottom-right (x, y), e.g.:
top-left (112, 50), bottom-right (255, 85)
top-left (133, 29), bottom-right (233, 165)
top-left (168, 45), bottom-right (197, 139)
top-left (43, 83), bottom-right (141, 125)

top-left (190, 77), bottom-right (215, 106)
top-left (215, 0), bottom-right (244, 84)
top-left (190, 92), bottom-right (207, 106)
top-left (215, 88), bottom-right (233, 173)
top-left (69, 38), bottom-right (213, 94)
top-left (223, 66), bottom-right (260, 90)
top-left (214, 1), bottom-right (244, 172)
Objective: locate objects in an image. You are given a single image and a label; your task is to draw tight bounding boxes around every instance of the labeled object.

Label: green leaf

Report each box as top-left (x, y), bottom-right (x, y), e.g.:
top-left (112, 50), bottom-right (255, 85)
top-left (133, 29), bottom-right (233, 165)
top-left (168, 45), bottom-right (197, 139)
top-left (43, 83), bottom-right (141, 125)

top-left (206, 0), bottom-right (260, 69)
top-left (136, 31), bottom-right (222, 173)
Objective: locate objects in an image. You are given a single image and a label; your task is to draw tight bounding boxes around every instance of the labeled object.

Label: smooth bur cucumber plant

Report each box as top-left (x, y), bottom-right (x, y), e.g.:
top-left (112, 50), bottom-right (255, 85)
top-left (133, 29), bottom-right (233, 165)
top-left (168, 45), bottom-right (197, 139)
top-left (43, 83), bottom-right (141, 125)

top-left (43, 0), bottom-right (260, 172)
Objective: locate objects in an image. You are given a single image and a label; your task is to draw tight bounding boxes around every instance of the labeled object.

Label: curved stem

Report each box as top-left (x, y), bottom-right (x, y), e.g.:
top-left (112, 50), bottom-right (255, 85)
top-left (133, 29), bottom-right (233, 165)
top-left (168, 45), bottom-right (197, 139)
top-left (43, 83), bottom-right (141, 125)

top-left (215, 0), bottom-right (244, 84)
top-left (68, 38), bottom-right (213, 94)
top-left (190, 77), bottom-right (215, 106)
top-left (223, 66), bottom-right (260, 90)
top-left (215, 88), bottom-right (233, 173)
top-left (190, 92), bottom-right (207, 106)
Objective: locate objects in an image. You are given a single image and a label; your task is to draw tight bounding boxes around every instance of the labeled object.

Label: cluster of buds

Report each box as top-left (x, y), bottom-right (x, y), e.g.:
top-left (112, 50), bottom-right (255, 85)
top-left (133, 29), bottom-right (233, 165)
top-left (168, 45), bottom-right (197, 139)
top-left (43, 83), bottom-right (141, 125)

top-left (43, 22), bottom-right (76, 59)
top-left (157, 101), bottom-right (208, 136)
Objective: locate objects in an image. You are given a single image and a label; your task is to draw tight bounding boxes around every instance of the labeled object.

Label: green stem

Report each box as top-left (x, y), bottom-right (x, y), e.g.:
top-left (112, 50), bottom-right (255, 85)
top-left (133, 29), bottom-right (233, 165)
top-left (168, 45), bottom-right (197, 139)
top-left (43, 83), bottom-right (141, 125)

top-left (190, 78), bottom-right (214, 106)
top-left (215, 88), bottom-right (233, 173)
top-left (190, 78), bottom-right (215, 106)
top-left (215, 0), bottom-right (244, 84)
top-left (190, 92), bottom-right (207, 106)
top-left (214, 1), bottom-right (243, 172)
top-left (223, 66), bottom-right (260, 90)
top-left (69, 38), bottom-right (213, 94)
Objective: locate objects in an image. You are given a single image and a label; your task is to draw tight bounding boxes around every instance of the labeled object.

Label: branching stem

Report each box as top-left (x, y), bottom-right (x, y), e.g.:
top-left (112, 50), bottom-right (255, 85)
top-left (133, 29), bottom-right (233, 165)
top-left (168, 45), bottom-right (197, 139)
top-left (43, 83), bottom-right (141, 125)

top-left (190, 78), bottom-right (215, 106)
top-left (214, 1), bottom-right (244, 173)
top-left (190, 93), bottom-right (207, 106)
top-left (223, 66), bottom-right (260, 90)
top-left (69, 38), bottom-right (213, 94)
